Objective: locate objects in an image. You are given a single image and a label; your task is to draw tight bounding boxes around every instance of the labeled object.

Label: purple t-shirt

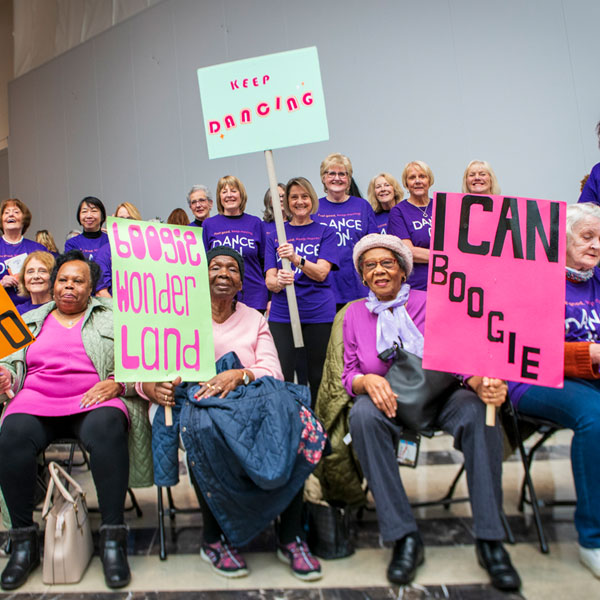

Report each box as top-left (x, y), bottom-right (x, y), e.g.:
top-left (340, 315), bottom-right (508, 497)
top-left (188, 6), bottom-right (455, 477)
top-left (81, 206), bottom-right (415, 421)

top-left (375, 210), bottom-right (391, 234)
top-left (0, 237), bottom-right (46, 306)
top-left (265, 221), bottom-right (339, 323)
top-left (64, 232), bottom-right (109, 261)
top-left (578, 162), bottom-right (600, 205)
top-left (202, 213), bottom-right (268, 311)
top-left (509, 269), bottom-right (600, 406)
top-left (17, 299), bottom-right (48, 315)
top-left (387, 200), bottom-right (432, 291)
top-left (95, 243), bottom-right (112, 294)
top-left (263, 220), bottom-right (277, 240)
top-left (313, 196), bottom-right (377, 304)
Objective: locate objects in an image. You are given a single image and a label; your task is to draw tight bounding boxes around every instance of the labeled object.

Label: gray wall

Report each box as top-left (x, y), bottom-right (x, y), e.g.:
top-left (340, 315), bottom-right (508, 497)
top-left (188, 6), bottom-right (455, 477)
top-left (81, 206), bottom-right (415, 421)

top-left (7, 0), bottom-right (600, 246)
top-left (0, 148), bottom-right (8, 199)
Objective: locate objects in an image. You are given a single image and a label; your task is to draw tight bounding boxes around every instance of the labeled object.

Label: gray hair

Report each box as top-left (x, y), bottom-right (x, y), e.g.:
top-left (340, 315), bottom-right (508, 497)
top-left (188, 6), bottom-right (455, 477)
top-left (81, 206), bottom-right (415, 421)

top-left (186, 184), bottom-right (212, 205)
top-left (566, 202), bottom-right (600, 240)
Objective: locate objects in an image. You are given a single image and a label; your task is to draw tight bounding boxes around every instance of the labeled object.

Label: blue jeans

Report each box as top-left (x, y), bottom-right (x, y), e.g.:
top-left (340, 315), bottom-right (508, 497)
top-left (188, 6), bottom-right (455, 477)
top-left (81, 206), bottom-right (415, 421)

top-left (518, 378), bottom-right (600, 548)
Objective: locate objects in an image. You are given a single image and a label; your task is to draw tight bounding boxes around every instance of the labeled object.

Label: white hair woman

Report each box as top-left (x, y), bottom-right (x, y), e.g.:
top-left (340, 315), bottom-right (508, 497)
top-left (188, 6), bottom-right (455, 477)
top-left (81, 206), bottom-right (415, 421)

top-left (509, 202), bottom-right (600, 579)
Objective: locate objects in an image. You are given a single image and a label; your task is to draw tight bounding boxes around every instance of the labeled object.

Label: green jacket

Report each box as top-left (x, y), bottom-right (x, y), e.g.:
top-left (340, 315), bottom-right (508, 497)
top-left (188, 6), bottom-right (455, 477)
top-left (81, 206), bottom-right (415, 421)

top-left (314, 302), bottom-right (366, 507)
top-left (0, 298), bottom-right (153, 489)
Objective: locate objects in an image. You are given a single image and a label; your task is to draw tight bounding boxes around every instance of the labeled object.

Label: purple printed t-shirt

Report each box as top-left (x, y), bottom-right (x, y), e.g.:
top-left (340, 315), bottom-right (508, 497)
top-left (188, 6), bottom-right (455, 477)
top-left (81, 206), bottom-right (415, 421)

top-left (375, 210), bottom-right (391, 234)
top-left (95, 243), bottom-right (112, 294)
top-left (64, 232), bottom-right (109, 261)
top-left (263, 220), bottom-right (277, 240)
top-left (509, 269), bottom-right (600, 406)
top-left (387, 200), bottom-right (432, 291)
top-left (0, 237), bottom-right (46, 306)
top-left (202, 213), bottom-right (267, 311)
top-left (265, 221), bottom-right (339, 323)
top-left (313, 196), bottom-right (377, 304)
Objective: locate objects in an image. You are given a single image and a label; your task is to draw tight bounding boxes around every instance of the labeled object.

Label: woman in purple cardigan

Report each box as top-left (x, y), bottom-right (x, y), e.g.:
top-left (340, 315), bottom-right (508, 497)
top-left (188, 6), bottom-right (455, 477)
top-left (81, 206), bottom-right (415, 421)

top-left (342, 234), bottom-right (520, 592)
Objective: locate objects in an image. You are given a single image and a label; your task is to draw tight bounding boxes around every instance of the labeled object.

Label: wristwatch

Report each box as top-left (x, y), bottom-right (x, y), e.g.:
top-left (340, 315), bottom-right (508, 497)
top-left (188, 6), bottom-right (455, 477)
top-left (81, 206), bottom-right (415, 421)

top-left (241, 369), bottom-right (250, 385)
top-left (299, 256), bottom-right (306, 268)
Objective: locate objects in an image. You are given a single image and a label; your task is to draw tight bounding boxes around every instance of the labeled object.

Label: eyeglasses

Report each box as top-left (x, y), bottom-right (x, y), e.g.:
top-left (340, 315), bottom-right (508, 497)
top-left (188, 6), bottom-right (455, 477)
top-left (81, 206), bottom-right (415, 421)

top-left (325, 171), bottom-right (348, 179)
top-left (362, 258), bottom-right (398, 272)
top-left (190, 199), bottom-right (210, 206)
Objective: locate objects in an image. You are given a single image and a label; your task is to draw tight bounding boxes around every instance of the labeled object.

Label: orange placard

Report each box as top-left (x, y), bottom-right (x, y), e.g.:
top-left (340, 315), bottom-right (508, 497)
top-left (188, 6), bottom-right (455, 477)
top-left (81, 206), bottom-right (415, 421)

top-left (0, 286), bottom-right (35, 359)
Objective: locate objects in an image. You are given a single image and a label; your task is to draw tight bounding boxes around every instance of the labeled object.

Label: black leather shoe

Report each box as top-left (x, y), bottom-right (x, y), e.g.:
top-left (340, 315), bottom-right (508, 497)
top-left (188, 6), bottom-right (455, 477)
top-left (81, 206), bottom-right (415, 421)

top-left (0, 524), bottom-right (40, 590)
top-left (387, 532), bottom-right (425, 585)
top-left (99, 524), bottom-right (131, 589)
top-left (476, 539), bottom-right (521, 591)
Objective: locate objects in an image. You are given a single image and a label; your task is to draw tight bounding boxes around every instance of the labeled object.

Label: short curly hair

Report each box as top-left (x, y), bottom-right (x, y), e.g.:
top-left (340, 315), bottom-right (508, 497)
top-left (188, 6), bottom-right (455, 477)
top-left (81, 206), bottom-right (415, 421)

top-left (50, 249), bottom-right (101, 294)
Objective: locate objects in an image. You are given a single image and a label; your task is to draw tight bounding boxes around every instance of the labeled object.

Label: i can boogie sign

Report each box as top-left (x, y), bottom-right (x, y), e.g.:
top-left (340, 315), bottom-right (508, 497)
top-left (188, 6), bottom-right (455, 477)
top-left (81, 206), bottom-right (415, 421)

top-left (423, 193), bottom-right (566, 388)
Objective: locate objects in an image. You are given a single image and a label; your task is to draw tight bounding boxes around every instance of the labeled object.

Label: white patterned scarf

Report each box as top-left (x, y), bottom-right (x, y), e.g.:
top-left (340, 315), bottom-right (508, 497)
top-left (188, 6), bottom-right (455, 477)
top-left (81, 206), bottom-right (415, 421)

top-left (364, 284), bottom-right (424, 358)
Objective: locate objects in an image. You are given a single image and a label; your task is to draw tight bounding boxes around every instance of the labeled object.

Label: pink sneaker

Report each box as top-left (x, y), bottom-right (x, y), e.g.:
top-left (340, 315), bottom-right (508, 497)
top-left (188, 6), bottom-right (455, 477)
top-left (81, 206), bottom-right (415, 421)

top-left (201, 537), bottom-right (249, 578)
top-left (277, 537), bottom-right (322, 581)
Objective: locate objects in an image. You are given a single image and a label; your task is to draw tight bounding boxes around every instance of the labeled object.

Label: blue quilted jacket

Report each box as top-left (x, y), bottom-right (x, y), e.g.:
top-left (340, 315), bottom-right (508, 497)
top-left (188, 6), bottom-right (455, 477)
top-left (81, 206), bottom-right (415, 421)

top-left (152, 352), bottom-right (327, 545)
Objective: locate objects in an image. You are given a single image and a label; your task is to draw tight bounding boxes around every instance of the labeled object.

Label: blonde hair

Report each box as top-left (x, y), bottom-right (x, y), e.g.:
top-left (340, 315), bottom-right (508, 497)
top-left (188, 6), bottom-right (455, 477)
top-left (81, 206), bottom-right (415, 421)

top-left (216, 175), bottom-right (247, 214)
top-left (401, 161), bottom-right (435, 190)
top-left (320, 153), bottom-right (353, 193)
top-left (35, 230), bottom-right (58, 253)
top-left (284, 177), bottom-right (319, 216)
top-left (115, 202), bottom-right (142, 220)
top-left (461, 160), bottom-right (501, 195)
top-left (18, 251), bottom-right (55, 297)
top-left (367, 173), bottom-right (404, 213)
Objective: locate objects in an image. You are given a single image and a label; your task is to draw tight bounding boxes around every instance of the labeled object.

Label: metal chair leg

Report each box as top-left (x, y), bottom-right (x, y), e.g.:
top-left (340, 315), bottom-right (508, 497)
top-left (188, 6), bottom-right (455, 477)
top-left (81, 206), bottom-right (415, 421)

top-left (157, 486), bottom-right (167, 560)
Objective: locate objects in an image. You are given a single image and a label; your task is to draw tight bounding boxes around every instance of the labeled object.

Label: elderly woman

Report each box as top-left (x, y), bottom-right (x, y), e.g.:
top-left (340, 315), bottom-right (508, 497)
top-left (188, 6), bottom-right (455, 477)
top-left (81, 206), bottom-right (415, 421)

top-left (509, 202), bottom-right (600, 579)
top-left (387, 161), bottom-right (435, 291)
top-left (16, 251), bottom-right (55, 314)
top-left (343, 233), bottom-right (520, 591)
top-left (0, 250), bottom-right (151, 590)
top-left (462, 160), bottom-right (501, 195)
top-left (0, 198), bottom-right (46, 307)
top-left (202, 176), bottom-right (267, 311)
top-left (265, 177), bottom-right (338, 406)
top-left (187, 184), bottom-right (213, 227)
top-left (367, 172), bottom-right (404, 234)
top-left (140, 246), bottom-right (322, 581)
top-left (262, 182), bottom-right (287, 241)
top-left (313, 153), bottom-right (377, 310)
top-left (64, 196), bottom-right (109, 260)
top-left (114, 202), bottom-right (142, 220)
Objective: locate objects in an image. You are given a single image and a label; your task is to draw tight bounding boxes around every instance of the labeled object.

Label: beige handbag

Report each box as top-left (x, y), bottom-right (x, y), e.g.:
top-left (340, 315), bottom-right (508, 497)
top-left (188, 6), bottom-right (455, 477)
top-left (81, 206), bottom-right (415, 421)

top-left (42, 461), bottom-right (93, 584)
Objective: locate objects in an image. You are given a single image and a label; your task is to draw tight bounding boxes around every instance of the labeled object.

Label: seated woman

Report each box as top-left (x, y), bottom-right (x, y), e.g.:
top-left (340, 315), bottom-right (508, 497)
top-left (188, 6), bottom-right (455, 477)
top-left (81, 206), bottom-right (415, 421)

top-left (0, 250), bottom-right (152, 591)
top-left (509, 202), bottom-right (600, 579)
top-left (16, 251), bottom-right (54, 314)
top-left (343, 234), bottom-right (520, 592)
top-left (140, 246), bottom-right (322, 581)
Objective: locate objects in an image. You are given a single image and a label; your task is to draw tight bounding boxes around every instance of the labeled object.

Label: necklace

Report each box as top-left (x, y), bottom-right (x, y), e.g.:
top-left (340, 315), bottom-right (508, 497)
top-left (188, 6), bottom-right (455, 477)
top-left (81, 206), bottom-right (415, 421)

top-left (54, 308), bottom-right (86, 327)
top-left (410, 200), bottom-right (430, 218)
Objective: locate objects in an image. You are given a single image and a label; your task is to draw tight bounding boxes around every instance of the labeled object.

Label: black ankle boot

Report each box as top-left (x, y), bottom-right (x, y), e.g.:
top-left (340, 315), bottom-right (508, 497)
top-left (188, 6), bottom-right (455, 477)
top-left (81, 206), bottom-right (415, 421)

top-left (99, 524), bottom-right (131, 589)
top-left (0, 524), bottom-right (40, 590)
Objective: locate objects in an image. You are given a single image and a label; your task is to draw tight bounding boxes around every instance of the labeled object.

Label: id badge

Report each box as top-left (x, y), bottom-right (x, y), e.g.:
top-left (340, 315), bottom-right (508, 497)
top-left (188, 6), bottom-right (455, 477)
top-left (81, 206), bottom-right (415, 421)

top-left (396, 431), bottom-right (420, 468)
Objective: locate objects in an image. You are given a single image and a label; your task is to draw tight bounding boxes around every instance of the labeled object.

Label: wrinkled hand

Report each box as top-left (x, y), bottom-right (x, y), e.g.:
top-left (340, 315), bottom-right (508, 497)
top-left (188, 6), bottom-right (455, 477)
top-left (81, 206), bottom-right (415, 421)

top-left (277, 243), bottom-right (297, 265)
top-left (147, 377), bottom-right (182, 407)
top-left (590, 343), bottom-right (600, 365)
top-left (1, 275), bottom-right (18, 289)
top-left (195, 369), bottom-right (246, 400)
top-left (80, 379), bottom-right (123, 408)
top-left (363, 374), bottom-right (398, 419)
top-left (276, 269), bottom-right (294, 289)
top-left (0, 366), bottom-right (12, 395)
top-left (470, 376), bottom-right (507, 407)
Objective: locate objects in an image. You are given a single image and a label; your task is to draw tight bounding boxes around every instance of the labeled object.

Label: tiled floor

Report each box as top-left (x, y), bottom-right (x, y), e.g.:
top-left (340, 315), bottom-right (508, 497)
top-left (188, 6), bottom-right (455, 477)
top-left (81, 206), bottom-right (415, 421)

top-left (1, 429), bottom-right (597, 599)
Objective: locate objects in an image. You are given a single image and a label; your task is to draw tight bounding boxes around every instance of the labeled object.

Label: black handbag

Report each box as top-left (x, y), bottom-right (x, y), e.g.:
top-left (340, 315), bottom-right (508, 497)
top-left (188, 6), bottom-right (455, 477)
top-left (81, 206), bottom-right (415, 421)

top-left (380, 342), bottom-right (460, 433)
top-left (305, 500), bottom-right (355, 559)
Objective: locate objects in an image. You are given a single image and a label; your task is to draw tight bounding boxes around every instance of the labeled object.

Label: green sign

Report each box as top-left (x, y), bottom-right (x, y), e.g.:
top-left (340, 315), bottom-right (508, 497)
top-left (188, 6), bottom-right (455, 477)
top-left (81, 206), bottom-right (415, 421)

top-left (108, 217), bottom-right (216, 383)
top-left (197, 46), bottom-right (329, 159)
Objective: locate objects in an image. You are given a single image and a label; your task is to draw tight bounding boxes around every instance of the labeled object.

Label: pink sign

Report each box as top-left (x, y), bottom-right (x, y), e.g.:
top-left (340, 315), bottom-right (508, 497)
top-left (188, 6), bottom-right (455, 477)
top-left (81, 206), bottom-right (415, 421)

top-left (422, 193), bottom-right (566, 387)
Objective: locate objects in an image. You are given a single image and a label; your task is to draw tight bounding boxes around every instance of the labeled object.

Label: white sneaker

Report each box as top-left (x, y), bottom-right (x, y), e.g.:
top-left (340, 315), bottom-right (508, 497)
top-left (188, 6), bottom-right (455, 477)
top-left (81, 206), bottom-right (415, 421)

top-left (579, 545), bottom-right (600, 578)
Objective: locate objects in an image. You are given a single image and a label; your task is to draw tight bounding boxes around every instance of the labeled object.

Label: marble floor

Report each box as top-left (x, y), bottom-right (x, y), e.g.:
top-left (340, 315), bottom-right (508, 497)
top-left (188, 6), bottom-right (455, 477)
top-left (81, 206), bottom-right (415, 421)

top-left (1, 429), bottom-right (597, 599)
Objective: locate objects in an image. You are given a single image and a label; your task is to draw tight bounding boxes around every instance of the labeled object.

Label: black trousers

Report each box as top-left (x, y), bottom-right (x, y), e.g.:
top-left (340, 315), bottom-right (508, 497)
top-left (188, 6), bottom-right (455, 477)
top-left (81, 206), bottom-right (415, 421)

top-left (188, 463), bottom-right (305, 546)
top-left (0, 408), bottom-right (129, 528)
top-left (268, 321), bottom-right (332, 408)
